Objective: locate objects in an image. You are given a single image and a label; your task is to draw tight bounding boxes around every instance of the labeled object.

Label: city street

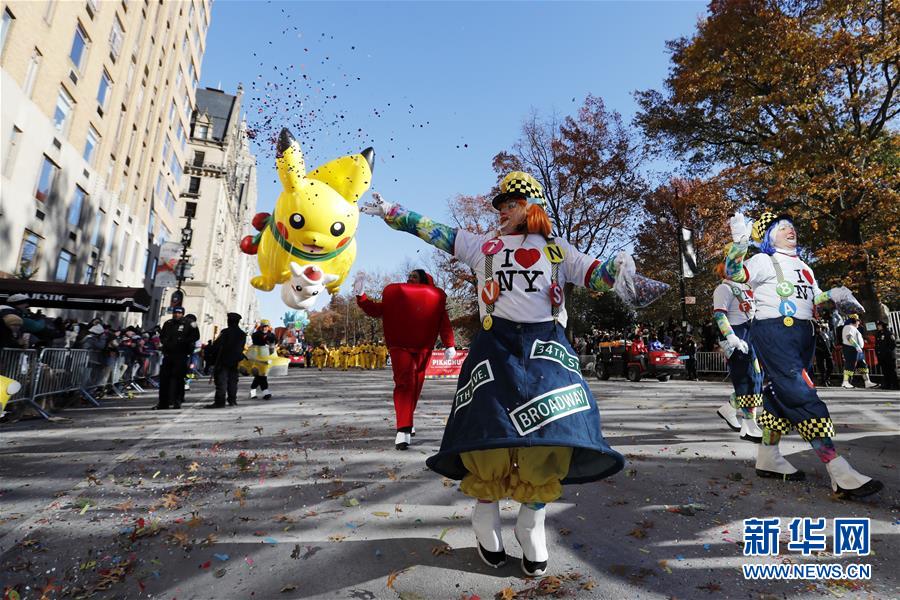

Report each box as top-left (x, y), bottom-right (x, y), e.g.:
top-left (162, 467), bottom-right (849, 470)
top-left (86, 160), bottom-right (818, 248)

top-left (1, 370), bottom-right (897, 599)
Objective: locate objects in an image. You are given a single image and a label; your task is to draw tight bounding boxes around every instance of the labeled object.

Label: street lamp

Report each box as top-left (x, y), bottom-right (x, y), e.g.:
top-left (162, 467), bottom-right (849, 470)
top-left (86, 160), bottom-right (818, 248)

top-left (660, 215), bottom-right (688, 326)
top-left (176, 204), bottom-right (196, 294)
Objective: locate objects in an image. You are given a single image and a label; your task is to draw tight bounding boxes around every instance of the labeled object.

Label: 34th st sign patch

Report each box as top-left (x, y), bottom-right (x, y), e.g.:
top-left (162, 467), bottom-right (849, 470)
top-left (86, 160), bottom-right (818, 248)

top-left (452, 360), bottom-right (494, 415)
top-left (510, 383), bottom-right (590, 436)
top-left (530, 339), bottom-right (580, 374)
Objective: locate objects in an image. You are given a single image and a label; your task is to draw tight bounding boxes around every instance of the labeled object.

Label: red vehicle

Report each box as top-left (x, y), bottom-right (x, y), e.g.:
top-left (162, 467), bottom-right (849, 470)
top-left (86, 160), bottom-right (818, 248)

top-left (594, 340), bottom-right (684, 382)
top-left (287, 352), bottom-right (306, 367)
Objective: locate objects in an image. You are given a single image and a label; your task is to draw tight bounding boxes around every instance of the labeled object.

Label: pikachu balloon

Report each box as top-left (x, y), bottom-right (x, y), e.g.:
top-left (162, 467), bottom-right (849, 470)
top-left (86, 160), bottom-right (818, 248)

top-left (0, 375), bottom-right (21, 413)
top-left (241, 128), bottom-right (374, 294)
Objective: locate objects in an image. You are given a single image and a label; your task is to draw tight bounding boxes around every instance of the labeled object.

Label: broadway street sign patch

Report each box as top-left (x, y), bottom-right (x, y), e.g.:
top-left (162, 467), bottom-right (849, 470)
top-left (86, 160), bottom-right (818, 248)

top-left (510, 383), bottom-right (590, 436)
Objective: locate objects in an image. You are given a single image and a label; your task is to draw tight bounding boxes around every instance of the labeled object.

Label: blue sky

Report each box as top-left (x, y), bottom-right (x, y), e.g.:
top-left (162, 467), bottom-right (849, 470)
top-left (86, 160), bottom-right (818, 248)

top-left (198, 1), bottom-right (706, 321)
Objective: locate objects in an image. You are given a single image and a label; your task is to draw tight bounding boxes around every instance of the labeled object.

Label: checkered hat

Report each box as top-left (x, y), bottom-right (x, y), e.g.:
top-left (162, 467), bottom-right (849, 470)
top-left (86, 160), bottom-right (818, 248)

top-left (751, 211), bottom-right (793, 243)
top-left (492, 171), bottom-right (545, 209)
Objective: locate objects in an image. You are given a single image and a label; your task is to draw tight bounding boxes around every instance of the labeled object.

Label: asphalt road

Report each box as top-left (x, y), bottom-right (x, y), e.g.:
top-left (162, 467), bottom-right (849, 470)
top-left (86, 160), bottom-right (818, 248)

top-left (1, 368), bottom-right (897, 599)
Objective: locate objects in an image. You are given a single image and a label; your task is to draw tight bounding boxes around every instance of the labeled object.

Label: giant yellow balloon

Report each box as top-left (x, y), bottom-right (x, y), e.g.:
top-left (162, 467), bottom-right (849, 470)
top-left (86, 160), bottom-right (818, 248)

top-left (240, 128), bottom-right (374, 295)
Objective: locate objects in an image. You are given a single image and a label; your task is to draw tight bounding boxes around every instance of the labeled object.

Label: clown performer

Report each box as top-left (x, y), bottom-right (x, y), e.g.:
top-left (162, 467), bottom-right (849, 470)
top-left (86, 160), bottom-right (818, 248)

top-left (725, 210), bottom-right (883, 500)
top-left (712, 247), bottom-right (764, 443)
top-left (360, 171), bottom-right (669, 576)
top-left (840, 314), bottom-right (877, 389)
top-left (248, 320), bottom-right (277, 400)
top-left (354, 269), bottom-right (456, 450)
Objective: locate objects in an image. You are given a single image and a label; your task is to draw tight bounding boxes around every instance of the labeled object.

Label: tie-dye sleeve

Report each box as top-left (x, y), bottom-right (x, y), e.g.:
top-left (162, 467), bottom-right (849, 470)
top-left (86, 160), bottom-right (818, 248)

top-left (383, 204), bottom-right (458, 255)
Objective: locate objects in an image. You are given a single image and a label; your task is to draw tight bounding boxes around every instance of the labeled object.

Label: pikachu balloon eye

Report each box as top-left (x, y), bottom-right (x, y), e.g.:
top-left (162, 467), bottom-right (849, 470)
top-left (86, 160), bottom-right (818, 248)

top-left (289, 213), bottom-right (305, 229)
top-left (330, 222), bottom-right (346, 236)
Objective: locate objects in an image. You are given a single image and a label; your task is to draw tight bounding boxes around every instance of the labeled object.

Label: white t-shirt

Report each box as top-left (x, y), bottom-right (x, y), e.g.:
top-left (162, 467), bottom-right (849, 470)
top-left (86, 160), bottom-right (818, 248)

top-left (712, 281), bottom-right (755, 325)
top-left (453, 230), bottom-right (597, 327)
top-left (841, 323), bottom-right (863, 350)
top-left (742, 252), bottom-right (823, 321)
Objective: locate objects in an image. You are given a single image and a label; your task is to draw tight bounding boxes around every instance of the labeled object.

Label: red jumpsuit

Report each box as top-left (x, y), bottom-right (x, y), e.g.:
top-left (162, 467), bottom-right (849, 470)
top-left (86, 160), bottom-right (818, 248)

top-left (357, 278), bottom-right (455, 430)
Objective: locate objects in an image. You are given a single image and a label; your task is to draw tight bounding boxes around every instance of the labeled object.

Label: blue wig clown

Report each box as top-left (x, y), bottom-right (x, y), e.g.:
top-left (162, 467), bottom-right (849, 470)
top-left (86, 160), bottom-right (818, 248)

top-left (752, 211), bottom-right (794, 255)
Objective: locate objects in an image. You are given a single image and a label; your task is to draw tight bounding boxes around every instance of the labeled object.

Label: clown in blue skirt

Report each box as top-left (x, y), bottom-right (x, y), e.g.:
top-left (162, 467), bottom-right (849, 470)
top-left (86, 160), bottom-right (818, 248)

top-left (725, 210), bottom-right (883, 500)
top-left (712, 247), bottom-right (763, 443)
top-left (361, 171), bottom-right (669, 576)
top-left (840, 314), bottom-right (878, 389)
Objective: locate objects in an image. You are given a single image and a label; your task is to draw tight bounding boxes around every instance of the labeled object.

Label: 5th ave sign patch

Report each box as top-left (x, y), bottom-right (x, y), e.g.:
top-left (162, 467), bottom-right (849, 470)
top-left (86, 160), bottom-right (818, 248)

top-left (510, 383), bottom-right (590, 436)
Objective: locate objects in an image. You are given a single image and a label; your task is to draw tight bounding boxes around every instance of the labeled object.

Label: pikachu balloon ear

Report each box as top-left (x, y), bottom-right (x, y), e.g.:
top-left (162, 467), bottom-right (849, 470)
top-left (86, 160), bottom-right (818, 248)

top-left (276, 128), bottom-right (306, 193)
top-left (307, 147), bottom-right (375, 204)
top-left (0, 375), bottom-right (21, 412)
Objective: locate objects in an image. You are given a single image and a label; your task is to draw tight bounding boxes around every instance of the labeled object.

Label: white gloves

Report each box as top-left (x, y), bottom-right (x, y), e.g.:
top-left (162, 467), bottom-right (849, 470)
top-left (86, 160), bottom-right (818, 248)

top-left (828, 286), bottom-right (864, 314)
top-left (351, 271), bottom-right (366, 297)
top-left (729, 211), bottom-right (751, 243)
top-left (724, 333), bottom-right (750, 357)
top-left (359, 191), bottom-right (393, 218)
top-left (443, 347), bottom-right (456, 361)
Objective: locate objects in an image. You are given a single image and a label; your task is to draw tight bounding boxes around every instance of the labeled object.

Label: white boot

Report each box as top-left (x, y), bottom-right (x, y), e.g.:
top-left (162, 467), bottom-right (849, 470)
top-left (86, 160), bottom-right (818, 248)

top-left (249, 388), bottom-right (257, 399)
top-left (394, 431), bottom-right (410, 450)
top-left (740, 417), bottom-right (763, 443)
top-left (716, 402), bottom-right (740, 432)
top-left (472, 501), bottom-right (506, 568)
top-left (826, 456), bottom-right (883, 499)
top-left (755, 444), bottom-right (805, 481)
top-left (841, 372), bottom-right (854, 389)
top-left (411, 426), bottom-right (416, 437)
top-left (515, 504), bottom-right (548, 576)
top-left (862, 373), bottom-right (878, 389)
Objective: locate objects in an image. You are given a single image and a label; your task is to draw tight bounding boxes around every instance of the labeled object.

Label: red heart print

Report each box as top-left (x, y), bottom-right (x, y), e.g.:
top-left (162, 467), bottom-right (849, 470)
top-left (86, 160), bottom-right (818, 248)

top-left (514, 248), bottom-right (541, 269)
top-left (802, 270), bottom-right (814, 285)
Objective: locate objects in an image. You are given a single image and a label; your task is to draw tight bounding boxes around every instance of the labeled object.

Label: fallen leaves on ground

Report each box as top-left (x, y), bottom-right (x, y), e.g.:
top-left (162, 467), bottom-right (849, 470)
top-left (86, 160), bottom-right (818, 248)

top-left (431, 545), bottom-right (452, 556)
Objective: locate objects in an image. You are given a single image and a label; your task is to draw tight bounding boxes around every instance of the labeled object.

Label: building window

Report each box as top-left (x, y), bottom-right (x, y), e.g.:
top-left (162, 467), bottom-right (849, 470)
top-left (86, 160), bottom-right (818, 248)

top-left (194, 124), bottom-right (208, 140)
top-left (120, 231), bottom-right (130, 267)
top-left (69, 23), bottom-right (88, 71)
top-left (97, 70), bottom-right (112, 111)
top-left (1, 8), bottom-right (14, 58)
top-left (53, 87), bottom-right (75, 133)
top-left (130, 240), bottom-right (140, 270)
top-left (83, 264), bottom-right (95, 284)
top-left (18, 230), bottom-right (41, 277)
top-left (43, 1), bottom-right (56, 24)
top-left (106, 220), bottom-right (118, 256)
top-left (162, 136), bottom-right (171, 166)
top-left (3, 126), bottom-right (22, 177)
top-left (83, 126), bottom-right (100, 165)
top-left (109, 15), bottom-right (124, 61)
top-left (34, 155), bottom-right (59, 202)
top-left (55, 249), bottom-right (74, 282)
top-left (23, 48), bottom-right (41, 98)
top-left (91, 210), bottom-right (105, 246)
top-left (171, 153), bottom-right (182, 183)
top-left (188, 176), bottom-right (200, 194)
top-left (165, 188), bottom-right (176, 214)
top-left (86, 0), bottom-right (99, 17)
top-left (193, 150), bottom-right (205, 166)
top-left (68, 186), bottom-right (87, 227)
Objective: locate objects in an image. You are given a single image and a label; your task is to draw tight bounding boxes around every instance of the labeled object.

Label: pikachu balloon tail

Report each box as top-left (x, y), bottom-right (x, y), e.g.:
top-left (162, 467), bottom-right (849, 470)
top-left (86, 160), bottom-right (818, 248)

top-left (241, 128), bottom-right (374, 295)
top-left (1, 375), bottom-right (22, 413)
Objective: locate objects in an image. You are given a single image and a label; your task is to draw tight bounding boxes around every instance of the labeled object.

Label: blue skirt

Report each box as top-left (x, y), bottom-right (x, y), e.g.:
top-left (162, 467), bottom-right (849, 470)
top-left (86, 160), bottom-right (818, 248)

top-left (425, 317), bottom-right (624, 484)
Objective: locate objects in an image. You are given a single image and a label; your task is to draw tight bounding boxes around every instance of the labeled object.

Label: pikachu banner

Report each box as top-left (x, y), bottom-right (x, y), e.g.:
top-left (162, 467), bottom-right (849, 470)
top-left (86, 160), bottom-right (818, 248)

top-left (240, 128), bottom-right (374, 309)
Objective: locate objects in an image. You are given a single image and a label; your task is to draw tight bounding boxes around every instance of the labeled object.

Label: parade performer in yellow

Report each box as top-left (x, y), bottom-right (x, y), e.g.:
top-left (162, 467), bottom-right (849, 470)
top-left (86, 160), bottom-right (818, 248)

top-left (725, 211), bottom-right (883, 500)
top-left (240, 128), bottom-right (374, 299)
top-left (361, 171), bottom-right (668, 576)
top-left (375, 343), bottom-right (389, 369)
top-left (1, 375), bottom-right (22, 417)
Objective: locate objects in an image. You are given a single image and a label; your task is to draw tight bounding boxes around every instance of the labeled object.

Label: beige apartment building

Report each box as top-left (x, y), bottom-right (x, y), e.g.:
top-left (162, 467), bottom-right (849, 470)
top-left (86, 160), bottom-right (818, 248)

top-left (0, 0), bottom-right (210, 325)
top-left (179, 85), bottom-right (259, 341)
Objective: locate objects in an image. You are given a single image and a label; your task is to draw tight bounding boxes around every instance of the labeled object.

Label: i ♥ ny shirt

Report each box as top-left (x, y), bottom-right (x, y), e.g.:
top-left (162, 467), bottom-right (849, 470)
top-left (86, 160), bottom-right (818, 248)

top-left (742, 251), bottom-right (823, 321)
top-left (712, 281), bottom-right (755, 326)
top-left (453, 230), bottom-right (597, 327)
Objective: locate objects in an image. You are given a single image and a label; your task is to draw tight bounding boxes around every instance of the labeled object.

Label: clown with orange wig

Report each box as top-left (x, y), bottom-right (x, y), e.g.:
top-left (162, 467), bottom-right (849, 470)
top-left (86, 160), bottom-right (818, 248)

top-left (361, 171), bottom-right (668, 577)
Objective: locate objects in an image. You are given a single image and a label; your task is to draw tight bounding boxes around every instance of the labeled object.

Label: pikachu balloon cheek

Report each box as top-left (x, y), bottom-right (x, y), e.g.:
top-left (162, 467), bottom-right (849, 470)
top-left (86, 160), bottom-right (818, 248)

top-left (241, 128), bottom-right (374, 294)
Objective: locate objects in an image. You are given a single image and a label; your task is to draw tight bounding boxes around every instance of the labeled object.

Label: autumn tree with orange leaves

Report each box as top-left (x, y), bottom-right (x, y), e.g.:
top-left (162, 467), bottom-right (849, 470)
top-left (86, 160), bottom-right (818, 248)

top-left (636, 0), bottom-right (900, 312)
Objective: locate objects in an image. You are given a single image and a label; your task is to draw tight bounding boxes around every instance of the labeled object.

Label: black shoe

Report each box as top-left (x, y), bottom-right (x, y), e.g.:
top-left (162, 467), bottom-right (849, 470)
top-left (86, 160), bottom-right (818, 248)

top-left (228, 401), bottom-right (238, 406)
top-left (741, 433), bottom-right (763, 444)
top-left (262, 393), bottom-right (272, 400)
top-left (521, 556), bottom-right (548, 577)
top-left (172, 404), bottom-right (181, 410)
top-left (395, 442), bottom-right (409, 450)
top-left (834, 479), bottom-right (884, 500)
top-left (151, 405), bottom-right (169, 410)
top-left (755, 468), bottom-right (806, 481)
top-left (203, 403), bottom-right (226, 409)
top-left (476, 543), bottom-right (507, 569)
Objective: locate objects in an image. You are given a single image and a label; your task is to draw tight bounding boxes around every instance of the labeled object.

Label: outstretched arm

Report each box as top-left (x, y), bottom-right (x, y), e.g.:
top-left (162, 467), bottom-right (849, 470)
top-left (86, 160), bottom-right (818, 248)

top-left (724, 241), bottom-right (749, 282)
top-left (356, 294), bottom-right (384, 318)
top-left (713, 310), bottom-right (749, 357)
top-left (361, 193), bottom-right (457, 255)
top-left (581, 251), bottom-right (670, 308)
top-left (438, 305), bottom-right (455, 349)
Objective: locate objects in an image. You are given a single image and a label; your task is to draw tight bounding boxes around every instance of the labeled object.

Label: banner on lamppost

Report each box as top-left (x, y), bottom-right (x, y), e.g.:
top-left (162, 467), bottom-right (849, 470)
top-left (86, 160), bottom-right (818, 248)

top-left (681, 228), bottom-right (698, 279)
top-left (154, 242), bottom-right (183, 288)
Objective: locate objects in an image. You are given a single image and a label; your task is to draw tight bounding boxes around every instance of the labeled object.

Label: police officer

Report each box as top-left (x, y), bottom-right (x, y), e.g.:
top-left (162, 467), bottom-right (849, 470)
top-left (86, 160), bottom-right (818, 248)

top-left (204, 313), bottom-right (247, 409)
top-left (154, 306), bottom-right (199, 410)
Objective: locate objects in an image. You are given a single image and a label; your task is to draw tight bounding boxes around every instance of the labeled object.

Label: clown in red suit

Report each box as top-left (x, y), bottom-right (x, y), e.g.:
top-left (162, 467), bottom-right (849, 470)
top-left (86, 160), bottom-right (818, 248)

top-left (354, 269), bottom-right (456, 450)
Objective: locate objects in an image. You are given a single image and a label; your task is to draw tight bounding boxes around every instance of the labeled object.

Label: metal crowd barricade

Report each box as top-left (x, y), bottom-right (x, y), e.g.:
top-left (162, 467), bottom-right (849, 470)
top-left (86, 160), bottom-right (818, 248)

top-left (32, 348), bottom-right (99, 414)
top-left (0, 348), bottom-right (44, 418)
top-left (695, 351), bottom-right (728, 373)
